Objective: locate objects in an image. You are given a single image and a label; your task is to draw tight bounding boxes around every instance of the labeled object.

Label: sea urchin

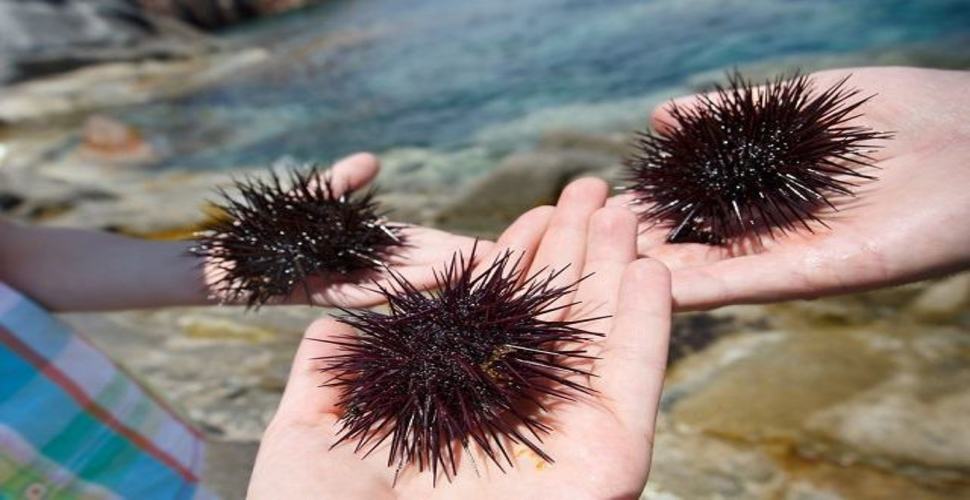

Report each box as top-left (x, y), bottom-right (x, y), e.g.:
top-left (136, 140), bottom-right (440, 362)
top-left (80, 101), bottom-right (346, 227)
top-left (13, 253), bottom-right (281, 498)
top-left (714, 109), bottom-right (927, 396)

top-left (319, 246), bottom-right (602, 482)
top-left (625, 71), bottom-right (892, 244)
top-left (191, 164), bottom-right (405, 308)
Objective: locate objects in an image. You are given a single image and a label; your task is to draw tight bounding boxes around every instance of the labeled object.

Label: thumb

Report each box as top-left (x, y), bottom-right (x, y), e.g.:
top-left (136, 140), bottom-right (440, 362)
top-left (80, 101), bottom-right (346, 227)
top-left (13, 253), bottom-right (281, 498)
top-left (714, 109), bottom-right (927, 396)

top-left (275, 317), bottom-right (356, 425)
top-left (324, 152), bottom-right (381, 197)
top-left (649, 95), bottom-right (696, 135)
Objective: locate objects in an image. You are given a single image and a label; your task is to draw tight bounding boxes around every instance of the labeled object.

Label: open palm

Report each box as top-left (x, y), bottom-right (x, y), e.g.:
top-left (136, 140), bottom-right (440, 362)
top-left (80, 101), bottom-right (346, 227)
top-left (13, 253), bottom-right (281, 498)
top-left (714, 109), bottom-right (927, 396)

top-left (249, 179), bottom-right (672, 499)
top-left (202, 152), bottom-right (487, 308)
top-left (613, 67), bottom-right (970, 310)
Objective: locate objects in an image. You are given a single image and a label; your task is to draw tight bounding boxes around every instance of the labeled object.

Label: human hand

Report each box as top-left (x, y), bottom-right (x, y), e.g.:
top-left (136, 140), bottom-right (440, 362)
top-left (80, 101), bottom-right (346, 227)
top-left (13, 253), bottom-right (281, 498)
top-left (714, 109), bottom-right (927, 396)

top-left (248, 178), bottom-right (673, 499)
top-left (612, 66), bottom-right (970, 310)
top-left (202, 152), bottom-right (486, 308)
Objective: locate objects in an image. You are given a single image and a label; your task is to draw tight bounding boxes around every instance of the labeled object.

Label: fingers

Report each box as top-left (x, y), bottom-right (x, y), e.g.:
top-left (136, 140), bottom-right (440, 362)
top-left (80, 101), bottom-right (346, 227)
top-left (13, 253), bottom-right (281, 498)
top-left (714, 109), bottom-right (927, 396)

top-left (312, 260), bottom-right (470, 309)
top-left (669, 246), bottom-right (835, 310)
top-left (649, 96), bottom-right (693, 135)
top-left (598, 259), bottom-right (671, 436)
top-left (388, 227), bottom-right (492, 266)
top-left (326, 152), bottom-right (381, 196)
top-left (476, 205), bottom-right (556, 276)
top-left (644, 242), bottom-right (724, 271)
top-left (571, 207), bottom-right (638, 333)
top-left (275, 318), bottom-right (356, 424)
top-left (530, 177), bottom-right (610, 318)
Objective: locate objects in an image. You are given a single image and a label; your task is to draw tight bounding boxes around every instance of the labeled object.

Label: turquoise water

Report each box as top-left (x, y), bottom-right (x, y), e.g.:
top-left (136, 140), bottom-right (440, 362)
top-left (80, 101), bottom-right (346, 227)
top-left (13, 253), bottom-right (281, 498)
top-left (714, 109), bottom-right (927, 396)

top-left (124, 0), bottom-right (970, 170)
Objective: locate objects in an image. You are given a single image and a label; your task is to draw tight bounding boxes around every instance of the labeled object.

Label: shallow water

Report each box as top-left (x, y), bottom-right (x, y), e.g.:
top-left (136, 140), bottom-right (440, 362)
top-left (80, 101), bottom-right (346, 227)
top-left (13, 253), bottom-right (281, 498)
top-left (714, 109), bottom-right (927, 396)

top-left (121, 0), bottom-right (970, 171)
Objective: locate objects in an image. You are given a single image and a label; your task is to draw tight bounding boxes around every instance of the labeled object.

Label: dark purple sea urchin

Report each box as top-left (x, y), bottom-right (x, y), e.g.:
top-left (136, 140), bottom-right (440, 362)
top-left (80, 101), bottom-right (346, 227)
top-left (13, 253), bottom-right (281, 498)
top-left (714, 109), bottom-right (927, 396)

top-left (318, 246), bottom-right (602, 482)
top-left (190, 165), bottom-right (405, 308)
top-left (626, 71), bottom-right (892, 244)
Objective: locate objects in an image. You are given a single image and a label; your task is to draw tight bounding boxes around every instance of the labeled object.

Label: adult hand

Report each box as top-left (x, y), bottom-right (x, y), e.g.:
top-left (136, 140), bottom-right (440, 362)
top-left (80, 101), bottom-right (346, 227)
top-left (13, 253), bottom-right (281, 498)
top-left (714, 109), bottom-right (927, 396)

top-left (612, 67), bottom-right (970, 310)
top-left (248, 178), bottom-right (673, 499)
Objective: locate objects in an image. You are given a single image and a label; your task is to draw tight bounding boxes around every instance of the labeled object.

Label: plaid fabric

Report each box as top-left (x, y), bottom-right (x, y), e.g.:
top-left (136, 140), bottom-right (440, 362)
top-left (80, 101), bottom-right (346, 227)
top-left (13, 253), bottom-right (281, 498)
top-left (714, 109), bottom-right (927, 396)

top-left (0, 283), bottom-right (207, 499)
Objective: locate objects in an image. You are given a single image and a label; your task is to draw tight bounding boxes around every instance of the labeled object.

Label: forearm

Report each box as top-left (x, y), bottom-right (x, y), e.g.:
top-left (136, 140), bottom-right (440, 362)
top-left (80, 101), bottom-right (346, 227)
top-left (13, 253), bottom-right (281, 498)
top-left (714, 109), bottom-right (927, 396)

top-left (0, 220), bottom-right (213, 311)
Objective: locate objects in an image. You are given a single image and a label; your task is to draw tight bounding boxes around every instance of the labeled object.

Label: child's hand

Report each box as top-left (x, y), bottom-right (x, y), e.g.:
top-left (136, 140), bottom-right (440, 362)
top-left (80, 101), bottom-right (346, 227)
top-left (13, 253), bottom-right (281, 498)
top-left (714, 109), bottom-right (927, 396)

top-left (202, 152), bottom-right (487, 308)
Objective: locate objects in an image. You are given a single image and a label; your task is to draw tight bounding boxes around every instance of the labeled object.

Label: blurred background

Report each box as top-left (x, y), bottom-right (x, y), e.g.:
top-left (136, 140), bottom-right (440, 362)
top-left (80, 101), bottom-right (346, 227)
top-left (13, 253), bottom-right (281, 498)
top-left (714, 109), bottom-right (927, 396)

top-left (1, 0), bottom-right (968, 498)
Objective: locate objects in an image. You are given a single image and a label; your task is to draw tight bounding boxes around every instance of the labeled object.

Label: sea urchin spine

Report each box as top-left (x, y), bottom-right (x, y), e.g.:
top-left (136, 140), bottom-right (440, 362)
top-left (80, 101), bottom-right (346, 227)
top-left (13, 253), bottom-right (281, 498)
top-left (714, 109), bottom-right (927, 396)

top-left (318, 246), bottom-right (603, 482)
top-left (625, 71), bottom-right (892, 244)
top-left (191, 164), bottom-right (405, 308)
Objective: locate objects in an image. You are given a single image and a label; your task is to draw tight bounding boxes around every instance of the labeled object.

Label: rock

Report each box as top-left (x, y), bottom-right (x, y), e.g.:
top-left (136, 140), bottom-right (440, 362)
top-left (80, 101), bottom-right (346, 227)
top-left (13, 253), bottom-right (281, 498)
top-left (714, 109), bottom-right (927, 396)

top-left (0, 0), bottom-right (211, 83)
top-left (538, 130), bottom-right (633, 158)
top-left (802, 326), bottom-right (970, 475)
top-left (0, 48), bottom-right (268, 124)
top-left (644, 423), bottom-right (784, 499)
top-left (51, 275), bottom-right (970, 499)
top-left (204, 441), bottom-right (259, 499)
top-left (668, 312), bottom-right (743, 365)
top-left (668, 325), bottom-right (897, 442)
top-left (61, 304), bottom-right (324, 443)
top-left (78, 115), bottom-right (156, 164)
top-left (660, 302), bottom-right (970, 497)
top-left (472, 91), bottom-right (677, 149)
top-left (29, 165), bottom-right (285, 236)
top-left (908, 273), bottom-right (970, 322)
top-left (177, 315), bottom-right (277, 343)
top-left (139, 0), bottom-right (327, 30)
top-left (36, 170), bottom-right (223, 235)
top-left (435, 148), bottom-right (619, 235)
top-left (0, 162), bottom-right (118, 220)
top-left (0, 191), bottom-right (24, 212)
top-left (379, 146), bottom-right (496, 194)
top-left (782, 482), bottom-right (842, 500)
top-left (374, 192), bottom-right (442, 226)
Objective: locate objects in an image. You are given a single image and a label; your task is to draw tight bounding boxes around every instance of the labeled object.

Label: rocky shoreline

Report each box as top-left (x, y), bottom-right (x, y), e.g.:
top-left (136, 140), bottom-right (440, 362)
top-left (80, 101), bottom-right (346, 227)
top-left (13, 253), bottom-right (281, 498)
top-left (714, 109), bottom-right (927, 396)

top-left (2, 23), bottom-right (969, 499)
top-left (59, 274), bottom-right (970, 499)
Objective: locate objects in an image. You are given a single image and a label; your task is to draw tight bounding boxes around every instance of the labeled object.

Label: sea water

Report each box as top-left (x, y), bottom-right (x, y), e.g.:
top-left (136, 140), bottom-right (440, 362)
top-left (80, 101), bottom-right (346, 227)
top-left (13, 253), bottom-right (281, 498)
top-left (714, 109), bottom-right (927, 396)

top-left (122, 0), bottom-right (970, 172)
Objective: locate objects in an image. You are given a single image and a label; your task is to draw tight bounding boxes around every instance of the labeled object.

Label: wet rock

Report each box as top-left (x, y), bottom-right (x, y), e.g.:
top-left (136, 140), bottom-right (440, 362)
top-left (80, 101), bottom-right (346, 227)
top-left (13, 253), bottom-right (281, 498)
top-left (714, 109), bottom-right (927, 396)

top-left (644, 424), bottom-right (784, 499)
top-left (61, 304), bottom-right (323, 443)
top-left (374, 192), bottom-right (443, 226)
top-left (0, 163), bottom-right (118, 220)
top-left (802, 327), bottom-right (970, 475)
top-left (781, 482), bottom-right (843, 500)
top-left (140, 0), bottom-right (327, 30)
top-left (0, 191), bottom-right (24, 212)
top-left (668, 326), bottom-right (896, 442)
top-left (37, 170), bottom-right (223, 235)
top-left (0, 0), bottom-right (211, 83)
top-left (436, 148), bottom-right (619, 235)
top-left (659, 301), bottom-right (970, 498)
top-left (177, 314), bottom-right (277, 343)
top-left (473, 93), bottom-right (674, 149)
top-left (538, 130), bottom-right (633, 159)
top-left (0, 48), bottom-right (268, 124)
top-left (668, 312), bottom-right (743, 365)
top-left (78, 115), bottom-right (156, 164)
top-left (379, 146), bottom-right (496, 194)
top-left (30, 164), bottom-right (297, 235)
top-left (908, 273), bottom-right (970, 322)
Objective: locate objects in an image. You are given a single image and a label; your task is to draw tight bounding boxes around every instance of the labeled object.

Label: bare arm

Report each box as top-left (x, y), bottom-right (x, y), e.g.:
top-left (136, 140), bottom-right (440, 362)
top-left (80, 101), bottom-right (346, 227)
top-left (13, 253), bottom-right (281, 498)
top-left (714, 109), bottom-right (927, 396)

top-left (0, 153), bottom-right (384, 312)
top-left (0, 152), bottom-right (481, 312)
top-left (0, 220), bottom-right (211, 311)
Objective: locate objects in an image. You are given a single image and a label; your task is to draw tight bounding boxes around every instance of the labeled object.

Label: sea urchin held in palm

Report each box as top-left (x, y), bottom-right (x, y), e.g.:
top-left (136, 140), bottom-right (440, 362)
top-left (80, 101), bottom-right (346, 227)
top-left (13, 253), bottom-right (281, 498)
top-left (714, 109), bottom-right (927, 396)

top-left (319, 246), bottom-right (602, 482)
top-left (190, 164), bottom-right (405, 309)
top-left (625, 71), bottom-right (892, 244)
